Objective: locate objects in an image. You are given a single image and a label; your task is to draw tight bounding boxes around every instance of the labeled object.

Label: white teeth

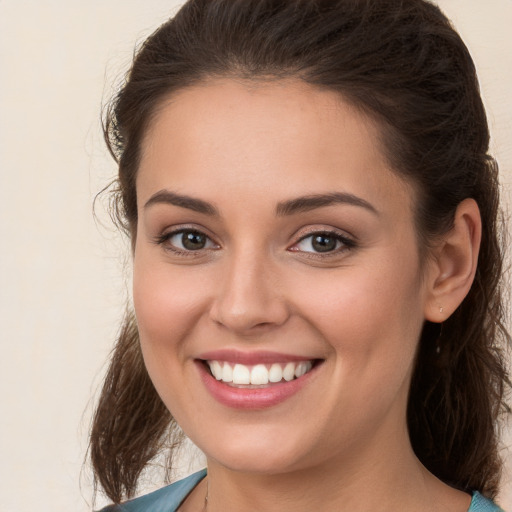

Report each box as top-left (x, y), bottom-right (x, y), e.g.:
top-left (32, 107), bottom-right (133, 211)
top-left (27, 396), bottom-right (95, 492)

top-left (295, 361), bottom-right (312, 378)
top-left (221, 362), bottom-right (233, 382)
top-left (207, 360), bottom-right (315, 385)
top-left (232, 364), bottom-right (251, 385)
top-left (250, 364), bottom-right (269, 385)
top-left (207, 360), bottom-right (313, 386)
top-left (283, 362), bottom-right (295, 381)
top-left (268, 363), bottom-right (283, 383)
top-left (294, 362), bottom-right (306, 378)
top-left (210, 360), bottom-right (223, 380)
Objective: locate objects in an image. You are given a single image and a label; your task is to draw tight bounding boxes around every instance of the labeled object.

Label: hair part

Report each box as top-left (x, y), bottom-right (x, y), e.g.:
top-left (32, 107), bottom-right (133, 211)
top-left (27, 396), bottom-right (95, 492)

top-left (90, 0), bottom-right (511, 503)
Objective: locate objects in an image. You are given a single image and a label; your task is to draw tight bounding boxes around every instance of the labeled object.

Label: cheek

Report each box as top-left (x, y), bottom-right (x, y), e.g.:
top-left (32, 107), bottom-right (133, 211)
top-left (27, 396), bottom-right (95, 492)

top-left (132, 256), bottom-right (208, 418)
top-left (131, 251), bottom-right (211, 389)
top-left (134, 251), bottom-right (201, 335)
top-left (297, 262), bottom-right (425, 437)
top-left (291, 253), bottom-right (425, 375)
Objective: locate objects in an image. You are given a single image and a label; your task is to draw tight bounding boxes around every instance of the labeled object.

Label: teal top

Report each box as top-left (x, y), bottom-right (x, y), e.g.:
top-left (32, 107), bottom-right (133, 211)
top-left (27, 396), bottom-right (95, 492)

top-left (98, 469), bottom-right (505, 512)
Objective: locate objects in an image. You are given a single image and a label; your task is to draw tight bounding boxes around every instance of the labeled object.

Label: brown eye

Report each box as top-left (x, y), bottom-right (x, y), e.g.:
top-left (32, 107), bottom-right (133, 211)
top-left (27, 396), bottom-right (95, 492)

top-left (311, 234), bottom-right (338, 253)
top-left (295, 232), bottom-right (342, 253)
top-left (180, 231), bottom-right (207, 250)
top-left (160, 229), bottom-right (217, 252)
top-left (291, 231), bottom-right (356, 255)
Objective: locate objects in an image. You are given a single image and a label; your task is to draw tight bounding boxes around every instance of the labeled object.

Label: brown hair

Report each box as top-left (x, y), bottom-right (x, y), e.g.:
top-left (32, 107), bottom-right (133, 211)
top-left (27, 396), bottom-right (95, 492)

top-left (90, 0), bottom-right (511, 504)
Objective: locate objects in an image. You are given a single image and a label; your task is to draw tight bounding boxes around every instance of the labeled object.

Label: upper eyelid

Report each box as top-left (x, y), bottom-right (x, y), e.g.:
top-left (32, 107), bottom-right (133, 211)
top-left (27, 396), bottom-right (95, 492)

top-left (159, 224), bottom-right (217, 240)
top-left (152, 226), bottom-right (217, 248)
top-left (293, 232), bottom-right (354, 246)
top-left (292, 226), bottom-right (357, 243)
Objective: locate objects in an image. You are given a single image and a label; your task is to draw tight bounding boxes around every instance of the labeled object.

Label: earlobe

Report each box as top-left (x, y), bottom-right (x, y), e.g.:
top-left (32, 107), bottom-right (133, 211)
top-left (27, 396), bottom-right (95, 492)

top-left (424, 198), bottom-right (482, 323)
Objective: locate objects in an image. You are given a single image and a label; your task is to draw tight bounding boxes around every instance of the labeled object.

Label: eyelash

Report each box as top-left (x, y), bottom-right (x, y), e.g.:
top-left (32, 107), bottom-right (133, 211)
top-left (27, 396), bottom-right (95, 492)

top-left (153, 228), bottom-right (357, 257)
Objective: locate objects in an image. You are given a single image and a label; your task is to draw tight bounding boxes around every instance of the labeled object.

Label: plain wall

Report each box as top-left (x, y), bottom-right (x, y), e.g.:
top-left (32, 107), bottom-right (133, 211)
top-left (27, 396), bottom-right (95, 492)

top-left (0, 1), bottom-right (510, 511)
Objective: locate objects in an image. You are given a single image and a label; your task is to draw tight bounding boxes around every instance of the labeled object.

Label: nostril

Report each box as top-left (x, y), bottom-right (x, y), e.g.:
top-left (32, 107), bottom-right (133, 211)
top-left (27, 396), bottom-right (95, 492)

top-left (209, 300), bottom-right (290, 334)
top-left (208, 268), bottom-right (290, 332)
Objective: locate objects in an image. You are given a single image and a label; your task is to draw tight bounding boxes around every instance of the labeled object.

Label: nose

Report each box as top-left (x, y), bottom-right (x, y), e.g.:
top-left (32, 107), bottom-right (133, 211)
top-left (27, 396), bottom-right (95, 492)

top-left (209, 249), bottom-right (290, 335)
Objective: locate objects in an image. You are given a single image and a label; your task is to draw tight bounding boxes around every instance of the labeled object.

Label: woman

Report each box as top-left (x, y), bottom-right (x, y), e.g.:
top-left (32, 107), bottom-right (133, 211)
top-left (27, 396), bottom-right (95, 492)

top-left (90, 0), bottom-right (511, 510)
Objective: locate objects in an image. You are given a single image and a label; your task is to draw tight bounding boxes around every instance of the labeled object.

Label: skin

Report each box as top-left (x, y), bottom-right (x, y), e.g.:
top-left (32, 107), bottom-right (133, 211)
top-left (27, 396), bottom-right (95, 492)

top-left (133, 79), bottom-right (480, 511)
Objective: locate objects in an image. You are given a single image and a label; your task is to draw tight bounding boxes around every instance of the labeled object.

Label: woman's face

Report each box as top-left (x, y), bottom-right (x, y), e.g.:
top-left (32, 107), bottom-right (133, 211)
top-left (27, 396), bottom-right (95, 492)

top-left (133, 79), bottom-right (434, 474)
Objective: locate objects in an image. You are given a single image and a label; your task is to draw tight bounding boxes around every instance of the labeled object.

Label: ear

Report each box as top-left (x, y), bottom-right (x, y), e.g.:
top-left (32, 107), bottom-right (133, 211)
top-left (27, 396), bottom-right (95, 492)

top-left (424, 198), bottom-right (482, 323)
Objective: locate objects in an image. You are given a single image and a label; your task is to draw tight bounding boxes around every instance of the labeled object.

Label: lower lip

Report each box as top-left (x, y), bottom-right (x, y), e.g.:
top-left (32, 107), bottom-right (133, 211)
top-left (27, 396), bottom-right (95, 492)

top-left (197, 361), bottom-right (319, 410)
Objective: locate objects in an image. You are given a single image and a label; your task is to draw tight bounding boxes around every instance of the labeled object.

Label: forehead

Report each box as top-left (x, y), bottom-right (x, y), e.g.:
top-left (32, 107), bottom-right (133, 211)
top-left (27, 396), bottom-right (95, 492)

top-left (137, 78), bottom-right (413, 217)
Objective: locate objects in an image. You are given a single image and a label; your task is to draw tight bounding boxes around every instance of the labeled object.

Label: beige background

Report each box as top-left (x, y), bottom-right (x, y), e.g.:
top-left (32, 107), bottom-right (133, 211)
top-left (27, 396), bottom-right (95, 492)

top-left (0, 1), bottom-right (510, 511)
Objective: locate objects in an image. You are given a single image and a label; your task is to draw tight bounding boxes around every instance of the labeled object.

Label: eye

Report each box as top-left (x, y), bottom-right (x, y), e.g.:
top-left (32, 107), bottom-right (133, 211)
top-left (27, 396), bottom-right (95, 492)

top-left (291, 231), bottom-right (355, 254)
top-left (156, 229), bottom-right (218, 252)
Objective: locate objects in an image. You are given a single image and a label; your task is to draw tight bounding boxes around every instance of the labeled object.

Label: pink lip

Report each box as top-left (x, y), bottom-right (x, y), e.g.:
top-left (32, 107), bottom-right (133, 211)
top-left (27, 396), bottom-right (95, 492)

top-left (197, 349), bottom-right (315, 365)
top-left (195, 357), bottom-right (321, 410)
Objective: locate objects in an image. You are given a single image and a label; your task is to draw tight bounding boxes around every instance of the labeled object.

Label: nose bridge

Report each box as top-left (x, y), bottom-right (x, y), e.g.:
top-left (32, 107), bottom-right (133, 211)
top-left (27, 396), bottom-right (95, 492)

top-left (211, 241), bottom-right (288, 333)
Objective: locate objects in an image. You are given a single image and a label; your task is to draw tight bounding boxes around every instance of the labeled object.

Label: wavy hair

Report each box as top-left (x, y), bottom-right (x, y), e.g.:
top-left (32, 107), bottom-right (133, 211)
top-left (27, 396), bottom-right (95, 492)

top-left (89, 0), bottom-right (511, 504)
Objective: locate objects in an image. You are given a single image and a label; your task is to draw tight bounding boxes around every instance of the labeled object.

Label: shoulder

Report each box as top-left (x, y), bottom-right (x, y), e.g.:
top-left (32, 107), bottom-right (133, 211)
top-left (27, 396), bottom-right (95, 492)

top-left (468, 492), bottom-right (505, 512)
top-left (96, 469), bottom-right (207, 512)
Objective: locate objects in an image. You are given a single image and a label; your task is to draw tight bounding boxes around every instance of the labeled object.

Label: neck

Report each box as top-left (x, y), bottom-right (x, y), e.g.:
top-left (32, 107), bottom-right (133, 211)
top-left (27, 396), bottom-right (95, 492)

top-left (203, 425), bottom-right (440, 512)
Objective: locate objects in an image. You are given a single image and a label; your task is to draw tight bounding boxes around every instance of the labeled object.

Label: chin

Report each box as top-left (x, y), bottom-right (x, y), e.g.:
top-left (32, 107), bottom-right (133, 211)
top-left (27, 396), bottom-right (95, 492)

top-left (213, 451), bottom-right (303, 475)
top-left (196, 427), bottom-right (311, 474)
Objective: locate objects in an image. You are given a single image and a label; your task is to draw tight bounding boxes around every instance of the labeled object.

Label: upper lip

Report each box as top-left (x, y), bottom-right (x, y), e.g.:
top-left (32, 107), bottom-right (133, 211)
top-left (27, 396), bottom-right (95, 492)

top-left (196, 349), bottom-right (320, 365)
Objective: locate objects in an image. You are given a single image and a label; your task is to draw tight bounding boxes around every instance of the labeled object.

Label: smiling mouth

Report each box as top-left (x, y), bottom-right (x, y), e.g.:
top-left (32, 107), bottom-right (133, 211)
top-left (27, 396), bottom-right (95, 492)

top-left (204, 360), bottom-right (317, 386)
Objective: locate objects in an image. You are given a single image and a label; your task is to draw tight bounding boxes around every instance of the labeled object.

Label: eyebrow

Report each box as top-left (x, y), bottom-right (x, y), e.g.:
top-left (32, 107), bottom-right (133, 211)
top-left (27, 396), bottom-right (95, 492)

top-left (143, 189), bottom-right (378, 217)
top-left (144, 190), bottom-right (219, 216)
top-left (276, 192), bottom-right (378, 216)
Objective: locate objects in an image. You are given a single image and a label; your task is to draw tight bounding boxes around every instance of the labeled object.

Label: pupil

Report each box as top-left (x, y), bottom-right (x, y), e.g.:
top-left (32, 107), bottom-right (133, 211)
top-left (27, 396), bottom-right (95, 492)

top-left (312, 235), bottom-right (336, 252)
top-left (182, 231), bottom-right (206, 250)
